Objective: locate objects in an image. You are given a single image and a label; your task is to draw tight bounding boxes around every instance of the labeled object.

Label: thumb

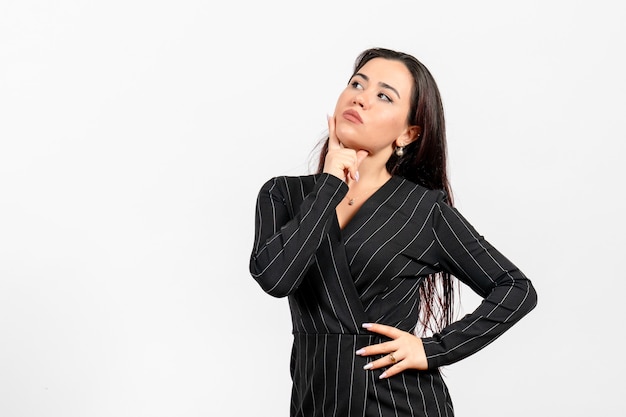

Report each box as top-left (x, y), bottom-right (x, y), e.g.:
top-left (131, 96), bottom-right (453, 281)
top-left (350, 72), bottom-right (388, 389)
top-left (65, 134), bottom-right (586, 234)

top-left (356, 150), bottom-right (369, 167)
top-left (349, 150), bottom-right (369, 182)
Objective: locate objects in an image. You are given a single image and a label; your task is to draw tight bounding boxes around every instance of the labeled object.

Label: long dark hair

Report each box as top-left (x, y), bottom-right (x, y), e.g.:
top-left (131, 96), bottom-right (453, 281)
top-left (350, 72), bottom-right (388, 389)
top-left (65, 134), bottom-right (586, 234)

top-left (316, 47), bottom-right (456, 335)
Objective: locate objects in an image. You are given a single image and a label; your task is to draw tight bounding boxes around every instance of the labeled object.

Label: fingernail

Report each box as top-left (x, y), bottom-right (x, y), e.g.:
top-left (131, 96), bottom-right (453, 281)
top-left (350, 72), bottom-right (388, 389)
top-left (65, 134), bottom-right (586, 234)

top-left (379, 372), bottom-right (387, 379)
top-left (363, 363), bottom-right (373, 370)
top-left (362, 323), bottom-right (372, 328)
top-left (355, 348), bottom-right (365, 355)
top-left (355, 171), bottom-right (360, 182)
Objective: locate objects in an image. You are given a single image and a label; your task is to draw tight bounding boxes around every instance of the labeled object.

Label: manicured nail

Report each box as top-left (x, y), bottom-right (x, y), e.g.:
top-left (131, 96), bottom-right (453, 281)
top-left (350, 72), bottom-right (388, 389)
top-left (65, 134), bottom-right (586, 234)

top-left (355, 171), bottom-right (360, 182)
top-left (355, 348), bottom-right (365, 355)
top-left (363, 363), bottom-right (373, 370)
top-left (379, 372), bottom-right (387, 379)
top-left (362, 323), bottom-right (372, 328)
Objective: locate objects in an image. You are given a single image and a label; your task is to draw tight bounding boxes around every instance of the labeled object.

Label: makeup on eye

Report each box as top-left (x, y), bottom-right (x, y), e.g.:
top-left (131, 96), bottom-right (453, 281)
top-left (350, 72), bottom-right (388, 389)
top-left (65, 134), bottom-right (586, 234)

top-left (349, 75), bottom-right (398, 103)
top-left (378, 92), bottom-right (393, 102)
top-left (350, 80), bottom-right (364, 90)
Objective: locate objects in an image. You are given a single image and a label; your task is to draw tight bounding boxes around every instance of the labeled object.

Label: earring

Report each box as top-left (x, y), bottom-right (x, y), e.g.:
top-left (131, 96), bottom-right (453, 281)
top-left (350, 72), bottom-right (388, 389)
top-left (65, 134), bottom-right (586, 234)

top-left (395, 146), bottom-right (405, 157)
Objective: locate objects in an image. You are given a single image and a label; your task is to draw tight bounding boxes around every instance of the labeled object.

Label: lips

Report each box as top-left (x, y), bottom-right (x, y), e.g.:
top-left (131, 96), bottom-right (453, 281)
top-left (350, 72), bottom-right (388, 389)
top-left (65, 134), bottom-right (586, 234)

top-left (342, 109), bottom-right (363, 124)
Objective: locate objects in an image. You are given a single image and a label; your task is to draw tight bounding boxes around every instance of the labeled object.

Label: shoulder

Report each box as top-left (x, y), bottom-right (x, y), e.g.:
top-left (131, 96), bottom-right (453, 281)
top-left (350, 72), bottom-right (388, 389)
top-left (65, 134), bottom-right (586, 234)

top-left (259, 174), bottom-right (320, 191)
top-left (256, 174), bottom-right (326, 201)
top-left (391, 176), bottom-right (449, 206)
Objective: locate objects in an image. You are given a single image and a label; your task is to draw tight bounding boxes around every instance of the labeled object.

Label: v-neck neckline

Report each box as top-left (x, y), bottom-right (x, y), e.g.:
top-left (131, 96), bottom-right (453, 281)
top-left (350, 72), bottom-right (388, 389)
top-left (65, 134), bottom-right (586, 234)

top-left (335, 175), bottom-right (399, 232)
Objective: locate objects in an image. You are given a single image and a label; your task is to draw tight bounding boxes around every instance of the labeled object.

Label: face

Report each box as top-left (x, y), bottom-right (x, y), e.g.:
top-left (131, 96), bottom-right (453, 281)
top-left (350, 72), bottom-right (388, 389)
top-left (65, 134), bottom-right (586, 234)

top-left (333, 57), bottom-right (418, 156)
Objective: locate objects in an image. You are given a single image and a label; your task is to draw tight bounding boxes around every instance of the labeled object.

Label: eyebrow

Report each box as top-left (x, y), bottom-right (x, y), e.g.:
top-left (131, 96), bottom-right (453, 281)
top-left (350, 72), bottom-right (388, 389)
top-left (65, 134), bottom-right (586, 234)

top-left (353, 72), bottom-right (401, 99)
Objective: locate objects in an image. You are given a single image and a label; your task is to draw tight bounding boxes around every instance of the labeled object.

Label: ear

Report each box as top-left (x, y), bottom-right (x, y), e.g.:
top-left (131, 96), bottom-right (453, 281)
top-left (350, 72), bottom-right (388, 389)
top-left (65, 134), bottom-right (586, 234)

top-left (395, 125), bottom-right (421, 147)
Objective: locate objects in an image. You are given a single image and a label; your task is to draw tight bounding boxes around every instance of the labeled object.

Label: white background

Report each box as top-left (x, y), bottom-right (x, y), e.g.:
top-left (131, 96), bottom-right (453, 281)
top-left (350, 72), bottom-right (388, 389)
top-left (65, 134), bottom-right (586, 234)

top-left (1, 1), bottom-right (625, 416)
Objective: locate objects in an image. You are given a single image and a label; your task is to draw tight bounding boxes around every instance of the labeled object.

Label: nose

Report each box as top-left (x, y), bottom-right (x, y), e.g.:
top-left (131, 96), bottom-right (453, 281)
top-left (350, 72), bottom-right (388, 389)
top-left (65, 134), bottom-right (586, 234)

top-left (352, 92), bottom-right (368, 108)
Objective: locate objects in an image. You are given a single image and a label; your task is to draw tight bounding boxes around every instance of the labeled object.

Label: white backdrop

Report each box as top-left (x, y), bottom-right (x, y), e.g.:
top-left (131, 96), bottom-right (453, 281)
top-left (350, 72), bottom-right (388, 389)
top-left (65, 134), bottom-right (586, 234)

top-left (1, 1), bottom-right (625, 416)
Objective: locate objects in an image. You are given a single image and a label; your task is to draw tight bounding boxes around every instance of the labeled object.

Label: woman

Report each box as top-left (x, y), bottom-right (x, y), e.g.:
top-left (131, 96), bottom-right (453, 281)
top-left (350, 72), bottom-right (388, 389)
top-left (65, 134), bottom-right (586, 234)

top-left (249, 47), bottom-right (537, 417)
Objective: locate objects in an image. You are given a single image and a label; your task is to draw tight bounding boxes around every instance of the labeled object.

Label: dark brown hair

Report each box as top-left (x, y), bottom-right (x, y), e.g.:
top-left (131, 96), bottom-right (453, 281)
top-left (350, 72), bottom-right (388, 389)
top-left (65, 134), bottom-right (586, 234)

top-left (316, 47), bottom-right (456, 335)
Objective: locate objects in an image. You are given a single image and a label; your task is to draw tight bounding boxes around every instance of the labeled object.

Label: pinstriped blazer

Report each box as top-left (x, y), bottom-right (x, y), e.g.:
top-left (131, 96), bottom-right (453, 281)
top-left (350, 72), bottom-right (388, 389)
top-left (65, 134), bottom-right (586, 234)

top-left (250, 173), bottom-right (537, 417)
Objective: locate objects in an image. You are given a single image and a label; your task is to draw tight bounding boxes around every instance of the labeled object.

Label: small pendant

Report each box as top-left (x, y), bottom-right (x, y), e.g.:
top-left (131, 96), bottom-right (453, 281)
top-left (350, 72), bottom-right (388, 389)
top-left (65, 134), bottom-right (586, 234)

top-left (348, 198), bottom-right (355, 205)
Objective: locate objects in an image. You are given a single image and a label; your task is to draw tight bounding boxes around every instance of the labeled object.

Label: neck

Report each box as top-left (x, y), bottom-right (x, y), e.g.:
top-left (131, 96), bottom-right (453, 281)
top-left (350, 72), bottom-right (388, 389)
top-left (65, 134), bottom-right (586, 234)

top-left (346, 168), bottom-right (391, 189)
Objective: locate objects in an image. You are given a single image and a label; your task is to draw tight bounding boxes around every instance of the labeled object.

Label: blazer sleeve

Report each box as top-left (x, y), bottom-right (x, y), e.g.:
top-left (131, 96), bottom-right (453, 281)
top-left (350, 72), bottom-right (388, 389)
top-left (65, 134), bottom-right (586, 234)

top-left (421, 194), bottom-right (538, 368)
top-left (249, 174), bottom-right (347, 298)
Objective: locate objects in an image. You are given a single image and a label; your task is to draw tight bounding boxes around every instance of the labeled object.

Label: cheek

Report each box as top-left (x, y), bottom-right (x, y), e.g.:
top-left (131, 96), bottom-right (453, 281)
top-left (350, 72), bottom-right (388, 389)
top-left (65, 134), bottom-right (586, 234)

top-left (334, 121), bottom-right (358, 143)
top-left (374, 111), bottom-right (408, 135)
top-left (333, 91), bottom-right (351, 112)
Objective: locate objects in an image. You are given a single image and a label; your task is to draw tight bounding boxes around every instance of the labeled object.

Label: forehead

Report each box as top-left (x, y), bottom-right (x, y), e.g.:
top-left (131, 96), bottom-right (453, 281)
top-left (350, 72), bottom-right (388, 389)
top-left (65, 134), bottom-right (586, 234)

top-left (356, 58), bottom-right (414, 95)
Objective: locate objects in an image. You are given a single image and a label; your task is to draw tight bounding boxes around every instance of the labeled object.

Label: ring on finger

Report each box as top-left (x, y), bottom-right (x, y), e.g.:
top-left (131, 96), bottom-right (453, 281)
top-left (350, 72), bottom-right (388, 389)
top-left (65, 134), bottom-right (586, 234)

top-left (388, 353), bottom-right (397, 364)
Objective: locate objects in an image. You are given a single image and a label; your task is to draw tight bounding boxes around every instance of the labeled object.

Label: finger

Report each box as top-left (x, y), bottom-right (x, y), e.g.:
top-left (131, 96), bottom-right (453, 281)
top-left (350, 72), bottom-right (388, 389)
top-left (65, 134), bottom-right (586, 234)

top-left (362, 352), bottom-right (405, 374)
top-left (355, 340), bottom-right (396, 357)
top-left (327, 115), bottom-right (341, 150)
top-left (348, 149), bottom-right (369, 181)
top-left (378, 362), bottom-right (405, 379)
top-left (356, 149), bottom-right (369, 167)
top-left (362, 322), bottom-right (404, 339)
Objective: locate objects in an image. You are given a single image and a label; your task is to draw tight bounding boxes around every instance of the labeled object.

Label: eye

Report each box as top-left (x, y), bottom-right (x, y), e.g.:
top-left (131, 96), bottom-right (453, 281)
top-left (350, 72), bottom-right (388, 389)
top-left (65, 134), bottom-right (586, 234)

top-left (350, 81), bottom-right (364, 90)
top-left (378, 92), bottom-right (393, 103)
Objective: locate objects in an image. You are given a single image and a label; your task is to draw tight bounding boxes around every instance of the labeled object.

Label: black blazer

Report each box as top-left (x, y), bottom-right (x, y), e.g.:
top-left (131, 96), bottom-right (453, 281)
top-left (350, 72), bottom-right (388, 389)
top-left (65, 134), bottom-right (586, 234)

top-left (250, 173), bottom-right (537, 417)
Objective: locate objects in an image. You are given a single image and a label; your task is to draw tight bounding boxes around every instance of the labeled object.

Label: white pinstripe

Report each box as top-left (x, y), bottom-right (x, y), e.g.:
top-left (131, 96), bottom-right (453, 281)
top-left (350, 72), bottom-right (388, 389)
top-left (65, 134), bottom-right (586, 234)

top-left (250, 174), bottom-right (536, 416)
